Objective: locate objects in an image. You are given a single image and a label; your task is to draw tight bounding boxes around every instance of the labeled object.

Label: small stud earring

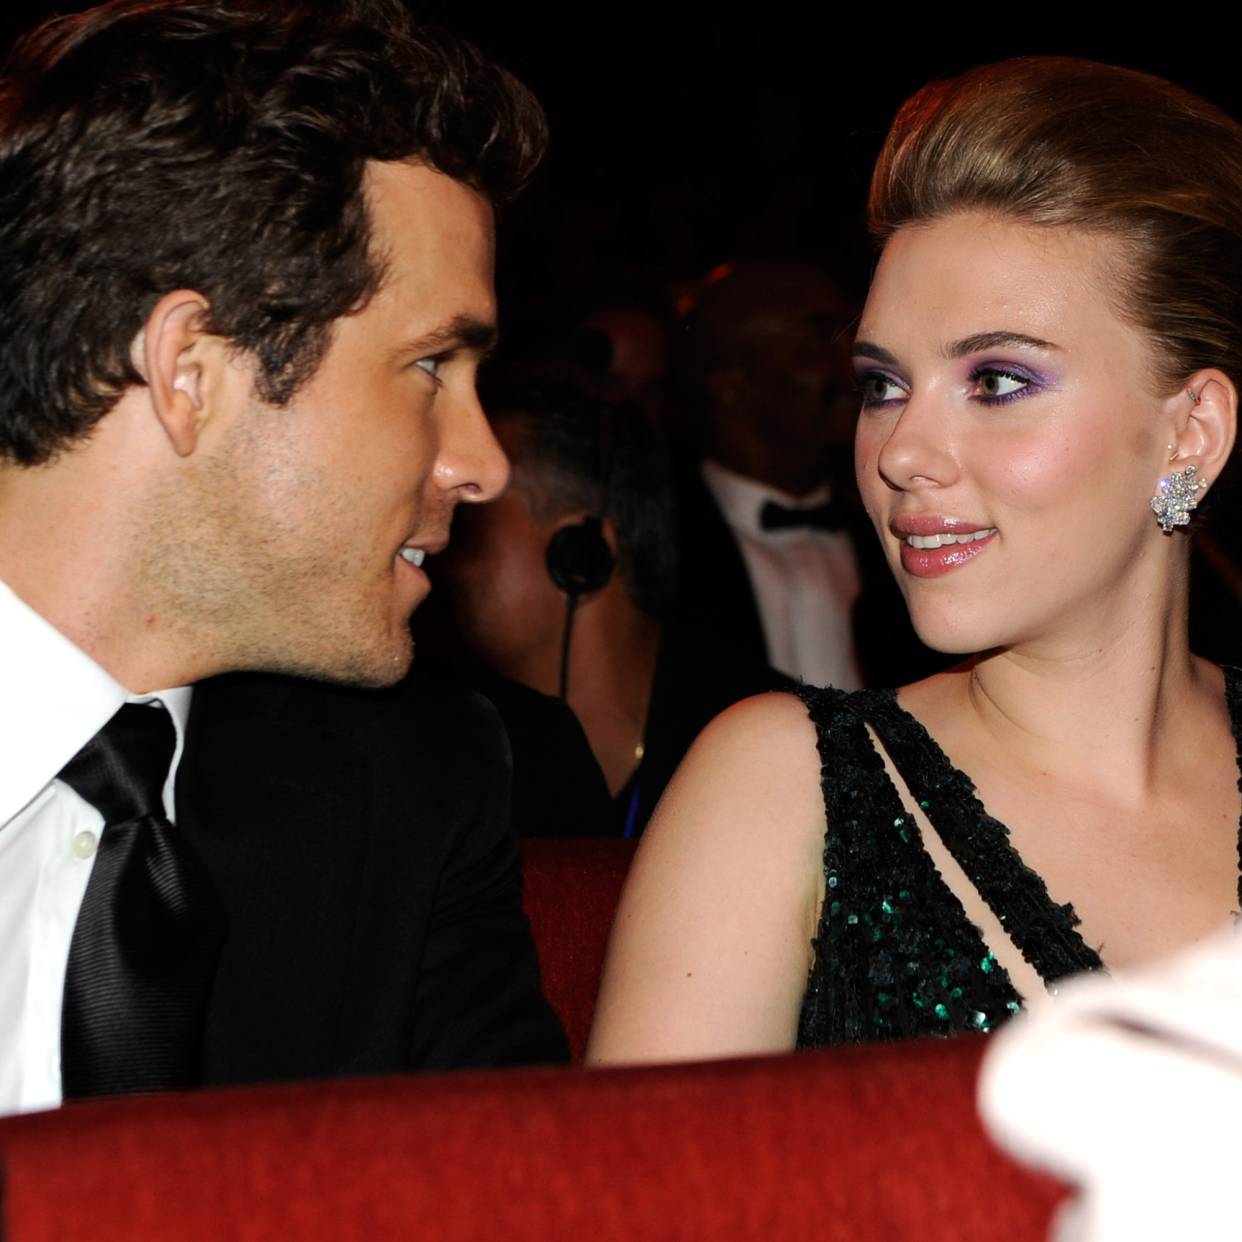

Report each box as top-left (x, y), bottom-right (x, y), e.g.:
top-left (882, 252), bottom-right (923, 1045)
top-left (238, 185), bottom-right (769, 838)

top-left (1152, 465), bottom-right (1207, 533)
top-left (1187, 387), bottom-right (1201, 403)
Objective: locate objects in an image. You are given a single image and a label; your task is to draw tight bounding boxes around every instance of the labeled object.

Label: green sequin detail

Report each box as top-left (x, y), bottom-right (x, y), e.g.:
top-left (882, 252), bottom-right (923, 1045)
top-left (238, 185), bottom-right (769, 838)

top-left (795, 674), bottom-right (1242, 1050)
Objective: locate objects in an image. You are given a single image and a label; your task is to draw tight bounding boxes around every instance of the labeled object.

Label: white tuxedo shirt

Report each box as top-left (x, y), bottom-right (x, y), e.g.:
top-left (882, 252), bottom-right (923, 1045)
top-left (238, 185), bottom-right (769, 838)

top-left (701, 459), bottom-right (862, 690)
top-left (0, 578), bottom-right (190, 1114)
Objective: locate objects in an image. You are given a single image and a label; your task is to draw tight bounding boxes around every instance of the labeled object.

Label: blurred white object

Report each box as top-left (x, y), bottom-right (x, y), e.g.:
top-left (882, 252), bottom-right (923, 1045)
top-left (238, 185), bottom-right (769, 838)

top-left (979, 929), bottom-right (1242, 1241)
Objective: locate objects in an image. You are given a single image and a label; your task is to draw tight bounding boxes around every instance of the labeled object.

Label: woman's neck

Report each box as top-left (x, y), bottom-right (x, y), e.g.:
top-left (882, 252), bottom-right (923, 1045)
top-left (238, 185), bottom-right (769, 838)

top-left (903, 546), bottom-right (1223, 801)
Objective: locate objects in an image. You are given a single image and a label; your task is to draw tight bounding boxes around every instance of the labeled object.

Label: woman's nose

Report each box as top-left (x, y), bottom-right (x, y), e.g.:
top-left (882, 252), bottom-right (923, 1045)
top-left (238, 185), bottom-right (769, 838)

top-left (869, 395), bottom-right (961, 494)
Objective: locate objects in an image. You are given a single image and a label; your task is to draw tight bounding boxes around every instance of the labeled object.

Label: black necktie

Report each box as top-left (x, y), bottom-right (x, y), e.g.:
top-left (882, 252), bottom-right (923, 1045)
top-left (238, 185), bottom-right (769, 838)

top-left (759, 498), bottom-right (849, 533)
top-left (57, 702), bottom-right (225, 1097)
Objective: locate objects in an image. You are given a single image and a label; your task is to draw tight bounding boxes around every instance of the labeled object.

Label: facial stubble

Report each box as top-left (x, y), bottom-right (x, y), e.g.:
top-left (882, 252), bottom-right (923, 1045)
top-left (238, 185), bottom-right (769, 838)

top-left (131, 402), bottom-right (416, 688)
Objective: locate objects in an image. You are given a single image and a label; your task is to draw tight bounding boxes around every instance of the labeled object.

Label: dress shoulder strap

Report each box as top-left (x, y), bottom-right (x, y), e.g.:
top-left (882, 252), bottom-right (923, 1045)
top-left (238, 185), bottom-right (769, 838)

top-left (794, 684), bottom-right (1027, 1042)
top-left (863, 690), bottom-right (1103, 984)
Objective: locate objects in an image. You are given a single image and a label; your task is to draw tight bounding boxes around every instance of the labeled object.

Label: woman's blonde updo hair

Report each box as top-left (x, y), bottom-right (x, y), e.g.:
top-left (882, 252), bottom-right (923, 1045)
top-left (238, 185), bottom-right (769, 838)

top-left (868, 56), bottom-right (1242, 396)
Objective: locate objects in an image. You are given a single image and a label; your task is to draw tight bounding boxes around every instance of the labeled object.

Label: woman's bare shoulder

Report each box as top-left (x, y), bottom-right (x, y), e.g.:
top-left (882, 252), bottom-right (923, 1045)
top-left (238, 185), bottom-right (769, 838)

top-left (657, 690), bottom-right (825, 845)
top-left (690, 687), bottom-right (820, 763)
top-left (586, 690), bottom-right (828, 1064)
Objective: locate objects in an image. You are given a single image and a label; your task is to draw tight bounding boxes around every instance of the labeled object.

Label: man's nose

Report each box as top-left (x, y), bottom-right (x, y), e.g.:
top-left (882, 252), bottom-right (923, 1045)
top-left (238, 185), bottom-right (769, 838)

top-left (436, 391), bottom-right (510, 504)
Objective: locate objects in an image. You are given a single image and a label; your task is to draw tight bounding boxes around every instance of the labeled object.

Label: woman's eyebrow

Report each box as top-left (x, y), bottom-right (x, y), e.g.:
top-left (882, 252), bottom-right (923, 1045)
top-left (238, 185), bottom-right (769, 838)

top-left (943, 331), bottom-right (1059, 358)
top-left (852, 340), bottom-right (899, 365)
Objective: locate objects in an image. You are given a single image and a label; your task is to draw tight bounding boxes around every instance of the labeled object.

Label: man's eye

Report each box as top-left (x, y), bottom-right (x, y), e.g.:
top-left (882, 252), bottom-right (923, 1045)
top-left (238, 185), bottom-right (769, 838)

top-left (858, 372), bottom-right (905, 404)
top-left (415, 356), bottom-right (442, 378)
top-left (975, 370), bottom-right (1028, 400)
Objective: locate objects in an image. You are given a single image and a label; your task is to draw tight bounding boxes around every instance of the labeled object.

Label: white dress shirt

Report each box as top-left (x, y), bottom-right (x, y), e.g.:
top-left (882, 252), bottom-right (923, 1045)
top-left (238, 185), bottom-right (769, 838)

top-left (701, 459), bottom-right (862, 690)
top-left (0, 578), bottom-right (191, 1115)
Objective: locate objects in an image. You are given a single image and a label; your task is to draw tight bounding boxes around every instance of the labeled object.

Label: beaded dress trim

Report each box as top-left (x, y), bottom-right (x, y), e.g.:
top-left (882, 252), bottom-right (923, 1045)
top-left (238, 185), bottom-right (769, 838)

top-left (795, 667), bottom-right (1242, 1048)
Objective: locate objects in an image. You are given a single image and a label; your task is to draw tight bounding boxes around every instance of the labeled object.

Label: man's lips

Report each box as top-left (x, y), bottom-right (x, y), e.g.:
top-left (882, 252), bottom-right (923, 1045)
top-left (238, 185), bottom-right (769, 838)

top-left (890, 516), bottom-right (998, 579)
top-left (398, 537), bottom-right (448, 569)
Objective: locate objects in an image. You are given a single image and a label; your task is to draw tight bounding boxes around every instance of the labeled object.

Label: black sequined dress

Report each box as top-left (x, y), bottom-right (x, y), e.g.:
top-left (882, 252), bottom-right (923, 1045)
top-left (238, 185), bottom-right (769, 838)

top-left (795, 671), bottom-right (1242, 1048)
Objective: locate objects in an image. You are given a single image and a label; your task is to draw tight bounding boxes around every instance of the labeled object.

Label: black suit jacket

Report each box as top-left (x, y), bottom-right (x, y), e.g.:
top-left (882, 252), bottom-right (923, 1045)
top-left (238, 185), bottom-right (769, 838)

top-left (416, 655), bottom-right (615, 839)
top-left (175, 669), bottom-right (570, 1086)
top-left (670, 443), bottom-right (952, 689)
top-left (620, 624), bottom-right (795, 836)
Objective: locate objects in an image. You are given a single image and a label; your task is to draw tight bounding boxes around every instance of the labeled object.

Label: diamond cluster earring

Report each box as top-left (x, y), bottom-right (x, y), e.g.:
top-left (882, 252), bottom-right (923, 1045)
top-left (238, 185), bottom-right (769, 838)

top-left (1151, 465), bottom-right (1206, 533)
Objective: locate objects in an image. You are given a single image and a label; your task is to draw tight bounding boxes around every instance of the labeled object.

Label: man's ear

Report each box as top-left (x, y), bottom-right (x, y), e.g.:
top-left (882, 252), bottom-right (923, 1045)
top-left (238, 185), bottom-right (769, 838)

top-left (600, 513), bottom-right (620, 556)
top-left (1169, 369), bottom-right (1238, 491)
top-left (132, 289), bottom-right (219, 458)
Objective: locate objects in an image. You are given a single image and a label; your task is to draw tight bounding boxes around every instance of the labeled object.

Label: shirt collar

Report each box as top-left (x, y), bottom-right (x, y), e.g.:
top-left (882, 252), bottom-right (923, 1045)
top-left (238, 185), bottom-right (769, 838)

top-left (700, 458), bottom-right (833, 538)
top-left (0, 578), bottom-right (193, 824)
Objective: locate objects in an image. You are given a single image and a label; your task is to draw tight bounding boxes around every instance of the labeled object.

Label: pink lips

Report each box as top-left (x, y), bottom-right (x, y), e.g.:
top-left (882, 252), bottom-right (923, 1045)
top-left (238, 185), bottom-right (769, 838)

top-left (891, 515), bottom-right (997, 579)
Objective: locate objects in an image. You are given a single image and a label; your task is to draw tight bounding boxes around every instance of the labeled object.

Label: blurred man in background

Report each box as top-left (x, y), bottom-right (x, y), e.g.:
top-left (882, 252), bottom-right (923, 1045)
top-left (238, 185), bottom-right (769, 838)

top-left (420, 368), bottom-right (790, 837)
top-left (671, 258), bottom-right (945, 689)
top-left (582, 304), bottom-right (669, 426)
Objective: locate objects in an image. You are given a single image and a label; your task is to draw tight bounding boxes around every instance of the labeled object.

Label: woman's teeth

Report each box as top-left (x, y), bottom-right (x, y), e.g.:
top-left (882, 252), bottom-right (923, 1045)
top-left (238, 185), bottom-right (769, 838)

top-left (905, 529), bottom-right (996, 550)
top-left (399, 547), bottom-right (426, 567)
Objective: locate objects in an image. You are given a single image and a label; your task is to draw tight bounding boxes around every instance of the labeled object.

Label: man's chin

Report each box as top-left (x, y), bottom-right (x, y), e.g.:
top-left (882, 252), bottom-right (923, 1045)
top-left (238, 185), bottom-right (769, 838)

top-left (236, 627), bottom-right (416, 691)
top-left (328, 632), bottom-right (416, 690)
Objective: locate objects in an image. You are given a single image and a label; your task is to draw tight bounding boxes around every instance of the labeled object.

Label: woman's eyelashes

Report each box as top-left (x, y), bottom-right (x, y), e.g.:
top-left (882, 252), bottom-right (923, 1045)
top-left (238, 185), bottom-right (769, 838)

top-left (970, 364), bottom-right (1043, 405)
top-left (856, 369), bottom-right (908, 406)
top-left (855, 362), bottom-right (1048, 409)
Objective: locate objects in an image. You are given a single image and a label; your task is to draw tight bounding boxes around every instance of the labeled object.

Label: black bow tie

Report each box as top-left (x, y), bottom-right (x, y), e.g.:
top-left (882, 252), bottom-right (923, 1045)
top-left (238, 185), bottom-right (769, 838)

top-left (760, 498), bottom-right (849, 533)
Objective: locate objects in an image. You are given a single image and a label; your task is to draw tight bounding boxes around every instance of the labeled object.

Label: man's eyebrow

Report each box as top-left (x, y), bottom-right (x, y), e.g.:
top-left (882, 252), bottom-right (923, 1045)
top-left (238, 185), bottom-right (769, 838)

top-left (399, 314), bottom-right (498, 360)
top-left (852, 340), bottom-right (900, 366)
top-left (943, 331), bottom-right (1059, 358)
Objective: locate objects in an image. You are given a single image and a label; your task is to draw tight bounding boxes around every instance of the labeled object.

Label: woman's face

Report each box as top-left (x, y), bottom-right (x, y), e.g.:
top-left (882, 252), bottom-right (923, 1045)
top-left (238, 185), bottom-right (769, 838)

top-left (854, 211), bottom-right (1179, 657)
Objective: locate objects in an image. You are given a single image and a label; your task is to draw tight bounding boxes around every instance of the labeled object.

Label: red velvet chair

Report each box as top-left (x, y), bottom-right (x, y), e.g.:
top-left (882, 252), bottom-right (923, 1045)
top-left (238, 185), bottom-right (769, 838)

top-left (521, 836), bottom-right (638, 1062)
top-left (0, 838), bottom-right (1069, 1241)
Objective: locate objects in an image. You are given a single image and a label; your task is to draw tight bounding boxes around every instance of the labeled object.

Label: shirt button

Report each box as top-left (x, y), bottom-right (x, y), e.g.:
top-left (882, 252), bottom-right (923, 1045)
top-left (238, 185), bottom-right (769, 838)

top-left (71, 830), bottom-right (98, 861)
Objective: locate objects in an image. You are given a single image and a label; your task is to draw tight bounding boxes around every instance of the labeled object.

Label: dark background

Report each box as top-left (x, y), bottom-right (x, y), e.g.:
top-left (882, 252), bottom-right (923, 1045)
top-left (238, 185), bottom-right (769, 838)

top-left (1, 2), bottom-right (1230, 331)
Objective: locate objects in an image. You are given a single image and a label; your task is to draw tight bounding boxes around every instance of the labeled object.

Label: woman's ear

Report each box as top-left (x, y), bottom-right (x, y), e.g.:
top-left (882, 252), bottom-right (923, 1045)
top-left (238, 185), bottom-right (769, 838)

top-left (1171, 369), bottom-right (1238, 489)
top-left (132, 289), bottom-right (218, 458)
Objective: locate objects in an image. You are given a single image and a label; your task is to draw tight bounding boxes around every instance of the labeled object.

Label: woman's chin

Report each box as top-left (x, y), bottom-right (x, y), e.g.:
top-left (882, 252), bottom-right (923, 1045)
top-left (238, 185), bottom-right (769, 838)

top-left (906, 606), bottom-right (1001, 658)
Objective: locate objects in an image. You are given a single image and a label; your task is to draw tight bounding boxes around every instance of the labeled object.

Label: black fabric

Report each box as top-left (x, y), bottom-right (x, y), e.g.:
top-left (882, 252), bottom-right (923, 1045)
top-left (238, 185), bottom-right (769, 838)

top-left (176, 668), bottom-right (570, 1084)
top-left (58, 703), bottom-right (226, 1097)
top-left (668, 440), bottom-right (769, 665)
top-left (1189, 538), bottom-right (1242, 671)
top-left (795, 674), bottom-right (1242, 1047)
top-left (423, 628), bottom-right (790, 841)
top-left (668, 439), bottom-right (952, 688)
top-left (619, 624), bottom-right (795, 837)
top-left (415, 655), bottom-right (615, 838)
top-left (760, 498), bottom-right (848, 533)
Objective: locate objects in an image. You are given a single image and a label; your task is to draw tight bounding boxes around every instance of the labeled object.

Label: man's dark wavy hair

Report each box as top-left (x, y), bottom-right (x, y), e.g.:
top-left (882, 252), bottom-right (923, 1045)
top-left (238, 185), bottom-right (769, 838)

top-left (0, 0), bottom-right (547, 464)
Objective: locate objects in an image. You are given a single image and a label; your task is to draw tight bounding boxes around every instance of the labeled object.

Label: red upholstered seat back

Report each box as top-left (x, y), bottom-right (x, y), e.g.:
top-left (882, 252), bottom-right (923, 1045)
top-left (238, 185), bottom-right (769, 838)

top-left (0, 1037), bottom-right (1066, 1242)
top-left (521, 836), bottom-right (638, 1061)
